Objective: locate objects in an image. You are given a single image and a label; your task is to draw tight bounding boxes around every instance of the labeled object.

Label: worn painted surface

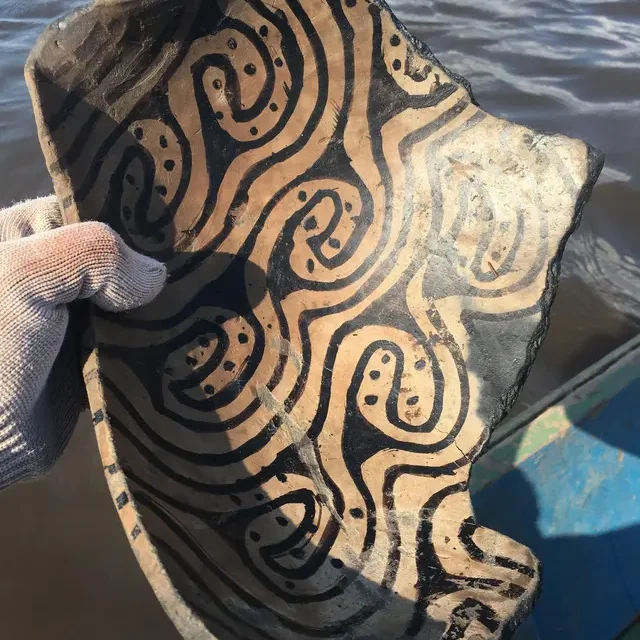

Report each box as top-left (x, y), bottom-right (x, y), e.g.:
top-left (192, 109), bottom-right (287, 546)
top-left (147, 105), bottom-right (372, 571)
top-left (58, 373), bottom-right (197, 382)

top-left (471, 340), bottom-right (640, 640)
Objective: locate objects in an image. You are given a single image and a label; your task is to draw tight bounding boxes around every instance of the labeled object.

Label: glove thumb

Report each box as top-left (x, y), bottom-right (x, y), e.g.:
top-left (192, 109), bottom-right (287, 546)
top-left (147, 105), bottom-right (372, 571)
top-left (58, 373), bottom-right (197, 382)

top-left (6, 221), bottom-right (167, 312)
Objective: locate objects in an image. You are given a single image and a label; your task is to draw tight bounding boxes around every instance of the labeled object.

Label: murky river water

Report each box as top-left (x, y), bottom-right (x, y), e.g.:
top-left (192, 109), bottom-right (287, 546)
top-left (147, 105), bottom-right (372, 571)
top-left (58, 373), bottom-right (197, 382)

top-left (0, 1), bottom-right (638, 636)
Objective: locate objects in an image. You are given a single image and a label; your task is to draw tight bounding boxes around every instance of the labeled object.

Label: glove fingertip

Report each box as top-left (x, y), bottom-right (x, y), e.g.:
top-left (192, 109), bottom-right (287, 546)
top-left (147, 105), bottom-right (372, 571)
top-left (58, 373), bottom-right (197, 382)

top-left (93, 243), bottom-right (168, 313)
top-left (135, 253), bottom-right (168, 305)
top-left (123, 248), bottom-right (168, 309)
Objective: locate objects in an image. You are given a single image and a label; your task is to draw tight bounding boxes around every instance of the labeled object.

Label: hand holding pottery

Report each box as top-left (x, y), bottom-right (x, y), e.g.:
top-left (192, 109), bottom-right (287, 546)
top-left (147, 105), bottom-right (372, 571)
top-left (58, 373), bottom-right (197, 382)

top-left (0, 195), bottom-right (166, 490)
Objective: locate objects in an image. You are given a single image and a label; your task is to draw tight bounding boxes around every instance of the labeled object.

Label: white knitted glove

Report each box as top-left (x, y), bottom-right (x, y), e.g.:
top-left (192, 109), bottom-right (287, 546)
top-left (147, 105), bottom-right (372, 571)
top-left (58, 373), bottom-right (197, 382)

top-left (0, 195), bottom-right (166, 490)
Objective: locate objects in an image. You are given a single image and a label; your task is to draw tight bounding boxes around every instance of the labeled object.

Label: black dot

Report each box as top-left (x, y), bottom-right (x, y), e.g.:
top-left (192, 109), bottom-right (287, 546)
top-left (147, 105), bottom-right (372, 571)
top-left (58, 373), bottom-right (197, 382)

top-left (407, 396), bottom-right (419, 406)
top-left (154, 231), bottom-right (165, 243)
top-left (274, 57), bottom-right (283, 67)
top-left (276, 473), bottom-right (287, 483)
top-left (415, 359), bottom-right (426, 370)
top-left (345, 201), bottom-right (352, 212)
top-left (122, 206), bottom-right (132, 220)
top-left (223, 361), bottom-right (235, 372)
top-left (307, 259), bottom-right (315, 273)
top-left (304, 216), bottom-right (318, 231)
top-left (250, 126), bottom-right (258, 136)
top-left (156, 185), bottom-right (167, 197)
top-left (215, 111), bottom-right (224, 120)
top-left (298, 191), bottom-right (307, 201)
top-left (364, 395), bottom-right (378, 406)
top-left (227, 37), bottom-right (237, 49)
top-left (185, 355), bottom-right (197, 366)
top-left (250, 531), bottom-right (260, 542)
top-left (259, 25), bottom-right (268, 37)
top-left (390, 34), bottom-right (401, 46)
top-left (204, 385), bottom-right (215, 395)
top-left (230, 494), bottom-right (242, 506)
top-left (244, 63), bottom-right (257, 75)
top-left (213, 78), bottom-right (222, 89)
top-left (134, 127), bottom-right (143, 140)
top-left (382, 354), bottom-right (391, 364)
top-left (239, 333), bottom-right (249, 344)
top-left (159, 135), bottom-right (168, 148)
top-left (215, 315), bottom-right (226, 324)
top-left (255, 493), bottom-right (265, 501)
top-left (267, 323), bottom-right (273, 329)
top-left (291, 548), bottom-right (305, 559)
top-left (328, 238), bottom-right (341, 249)
top-left (164, 159), bottom-right (175, 171)
top-left (393, 59), bottom-right (402, 71)
top-left (346, 0), bottom-right (356, 6)
top-left (269, 103), bottom-right (278, 112)
top-left (285, 581), bottom-right (295, 590)
top-left (199, 337), bottom-right (210, 348)
top-left (331, 558), bottom-right (344, 569)
top-left (126, 174), bottom-right (135, 185)
top-left (350, 507), bottom-right (364, 519)
top-left (369, 370), bottom-right (380, 380)
top-left (276, 516), bottom-right (288, 526)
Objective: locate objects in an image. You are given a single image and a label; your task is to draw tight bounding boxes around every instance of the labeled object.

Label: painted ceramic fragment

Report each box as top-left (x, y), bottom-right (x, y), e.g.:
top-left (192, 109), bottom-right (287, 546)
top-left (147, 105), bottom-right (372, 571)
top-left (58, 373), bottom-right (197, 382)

top-left (27, 0), bottom-right (602, 638)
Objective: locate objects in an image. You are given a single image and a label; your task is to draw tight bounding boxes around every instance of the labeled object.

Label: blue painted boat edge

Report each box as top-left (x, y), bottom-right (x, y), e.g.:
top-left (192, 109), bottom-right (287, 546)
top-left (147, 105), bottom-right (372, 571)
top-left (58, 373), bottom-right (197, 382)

top-left (472, 333), bottom-right (640, 494)
top-left (474, 376), bottom-right (640, 640)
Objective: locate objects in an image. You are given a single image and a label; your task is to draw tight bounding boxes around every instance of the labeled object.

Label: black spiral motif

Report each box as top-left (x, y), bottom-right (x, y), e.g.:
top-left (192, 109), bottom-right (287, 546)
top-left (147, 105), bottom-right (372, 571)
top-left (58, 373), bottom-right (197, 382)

top-left (29, 0), bottom-right (599, 637)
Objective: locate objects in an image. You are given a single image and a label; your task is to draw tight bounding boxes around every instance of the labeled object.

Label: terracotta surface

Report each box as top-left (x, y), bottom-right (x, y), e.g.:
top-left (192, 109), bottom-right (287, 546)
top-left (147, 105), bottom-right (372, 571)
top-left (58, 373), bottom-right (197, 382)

top-left (26, 0), bottom-right (602, 638)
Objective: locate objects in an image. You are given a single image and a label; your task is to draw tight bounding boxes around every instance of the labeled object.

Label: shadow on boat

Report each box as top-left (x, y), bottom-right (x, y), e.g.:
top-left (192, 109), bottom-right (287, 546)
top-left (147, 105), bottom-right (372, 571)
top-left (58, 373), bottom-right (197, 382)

top-left (473, 334), bottom-right (640, 640)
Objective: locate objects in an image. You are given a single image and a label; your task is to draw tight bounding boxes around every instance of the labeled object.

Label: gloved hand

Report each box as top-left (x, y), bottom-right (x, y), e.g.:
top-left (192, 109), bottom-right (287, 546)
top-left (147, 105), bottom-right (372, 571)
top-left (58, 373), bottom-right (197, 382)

top-left (0, 195), bottom-right (166, 491)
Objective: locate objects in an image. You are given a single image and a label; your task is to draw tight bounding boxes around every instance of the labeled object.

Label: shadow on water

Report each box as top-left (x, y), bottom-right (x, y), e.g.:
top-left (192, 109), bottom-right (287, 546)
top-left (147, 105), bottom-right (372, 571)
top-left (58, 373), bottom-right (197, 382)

top-left (512, 178), bottom-right (640, 413)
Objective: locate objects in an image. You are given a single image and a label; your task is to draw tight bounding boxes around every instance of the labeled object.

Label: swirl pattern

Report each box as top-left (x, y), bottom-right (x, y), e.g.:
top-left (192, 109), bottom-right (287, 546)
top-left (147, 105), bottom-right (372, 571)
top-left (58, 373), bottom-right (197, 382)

top-left (27, 0), bottom-right (602, 638)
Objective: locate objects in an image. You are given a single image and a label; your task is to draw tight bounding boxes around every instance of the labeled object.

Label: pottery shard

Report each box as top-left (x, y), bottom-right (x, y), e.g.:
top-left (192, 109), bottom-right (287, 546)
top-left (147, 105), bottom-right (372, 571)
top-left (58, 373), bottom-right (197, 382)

top-left (26, 0), bottom-right (602, 639)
